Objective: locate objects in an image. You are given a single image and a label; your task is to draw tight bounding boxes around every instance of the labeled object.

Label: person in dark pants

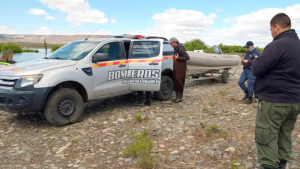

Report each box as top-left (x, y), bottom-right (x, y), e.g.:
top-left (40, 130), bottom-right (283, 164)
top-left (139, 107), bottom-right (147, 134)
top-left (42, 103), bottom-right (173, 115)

top-left (252, 13), bottom-right (300, 169)
top-left (170, 37), bottom-right (190, 103)
top-left (137, 91), bottom-right (152, 106)
top-left (238, 41), bottom-right (260, 104)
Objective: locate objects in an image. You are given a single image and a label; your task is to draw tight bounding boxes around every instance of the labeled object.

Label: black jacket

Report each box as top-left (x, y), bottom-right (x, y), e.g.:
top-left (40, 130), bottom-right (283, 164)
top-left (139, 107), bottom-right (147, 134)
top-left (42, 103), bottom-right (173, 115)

top-left (174, 44), bottom-right (190, 61)
top-left (252, 29), bottom-right (300, 103)
top-left (243, 48), bottom-right (260, 69)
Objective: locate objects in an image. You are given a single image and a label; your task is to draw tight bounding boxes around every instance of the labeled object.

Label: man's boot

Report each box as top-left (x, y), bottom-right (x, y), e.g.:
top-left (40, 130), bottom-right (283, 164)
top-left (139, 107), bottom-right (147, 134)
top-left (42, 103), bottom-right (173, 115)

top-left (171, 92), bottom-right (178, 102)
top-left (174, 93), bottom-right (183, 103)
top-left (244, 97), bottom-right (253, 104)
top-left (242, 93), bottom-right (248, 100)
top-left (144, 93), bottom-right (152, 106)
top-left (279, 160), bottom-right (287, 169)
top-left (136, 91), bottom-right (145, 106)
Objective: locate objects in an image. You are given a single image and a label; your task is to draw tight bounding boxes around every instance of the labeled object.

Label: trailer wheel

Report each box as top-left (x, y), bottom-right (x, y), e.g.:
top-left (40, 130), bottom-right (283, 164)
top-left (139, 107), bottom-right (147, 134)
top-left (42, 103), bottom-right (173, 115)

top-left (154, 76), bottom-right (173, 101)
top-left (44, 88), bottom-right (84, 126)
top-left (221, 70), bottom-right (229, 83)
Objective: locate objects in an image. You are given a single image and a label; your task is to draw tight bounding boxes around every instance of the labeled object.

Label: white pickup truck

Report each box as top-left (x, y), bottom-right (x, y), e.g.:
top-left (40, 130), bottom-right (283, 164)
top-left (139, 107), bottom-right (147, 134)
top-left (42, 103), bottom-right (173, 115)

top-left (0, 35), bottom-right (175, 126)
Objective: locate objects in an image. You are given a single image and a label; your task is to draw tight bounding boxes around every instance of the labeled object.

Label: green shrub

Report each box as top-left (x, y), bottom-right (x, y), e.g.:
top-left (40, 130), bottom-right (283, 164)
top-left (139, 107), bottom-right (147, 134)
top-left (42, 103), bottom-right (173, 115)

top-left (51, 45), bottom-right (62, 52)
top-left (218, 130), bottom-right (229, 138)
top-left (124, 130), bottom-right (154, 169)
top-left (22, 49), bottom-right (39, 53)
top-left (185, 41), bottom-right (265, 54)
top-left (205, 43), bottom-right (264, 54)
top-left (231, 160), bottom-right (238, 169)
top-left (135, 114), bottom-right (142, 122)
top-left (0, 42), bottom-right (23, 53)
top-left (205, 125), bottom-right (220, 137)
top-left (184, 39), bottom-right (207, 51)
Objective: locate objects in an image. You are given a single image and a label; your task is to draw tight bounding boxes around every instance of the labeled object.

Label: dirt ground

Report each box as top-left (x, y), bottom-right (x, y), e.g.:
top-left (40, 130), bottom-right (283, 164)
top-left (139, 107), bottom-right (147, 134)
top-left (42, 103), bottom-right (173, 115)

top-left (0, 65), bottom-right (299, 169)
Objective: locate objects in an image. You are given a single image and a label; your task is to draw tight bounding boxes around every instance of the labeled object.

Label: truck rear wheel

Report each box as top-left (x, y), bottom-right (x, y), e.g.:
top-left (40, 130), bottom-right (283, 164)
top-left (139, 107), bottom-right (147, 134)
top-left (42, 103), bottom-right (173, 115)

top-left (44, 88), bottom-right (84, 126)
top-left (154, 76), bottom-right (173, 101)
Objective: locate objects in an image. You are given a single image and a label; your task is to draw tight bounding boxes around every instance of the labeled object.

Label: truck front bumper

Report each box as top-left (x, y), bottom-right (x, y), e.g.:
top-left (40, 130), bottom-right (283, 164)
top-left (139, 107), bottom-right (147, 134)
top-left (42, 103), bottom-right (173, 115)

top-left (0, 87), bottom-right (52, 114)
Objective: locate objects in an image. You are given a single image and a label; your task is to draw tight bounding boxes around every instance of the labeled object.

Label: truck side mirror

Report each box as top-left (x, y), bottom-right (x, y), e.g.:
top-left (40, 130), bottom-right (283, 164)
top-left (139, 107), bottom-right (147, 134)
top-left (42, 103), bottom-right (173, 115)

top-left (92, 53), bottom-right (110, 63)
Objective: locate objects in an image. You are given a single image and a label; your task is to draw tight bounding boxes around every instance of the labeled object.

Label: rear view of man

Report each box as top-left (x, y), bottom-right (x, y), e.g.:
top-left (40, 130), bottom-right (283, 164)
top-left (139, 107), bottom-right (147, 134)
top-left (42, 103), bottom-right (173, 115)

top-left (252, 13), bottom-right (300, 169)
top-left (238, 41), bottom-right (260, 104)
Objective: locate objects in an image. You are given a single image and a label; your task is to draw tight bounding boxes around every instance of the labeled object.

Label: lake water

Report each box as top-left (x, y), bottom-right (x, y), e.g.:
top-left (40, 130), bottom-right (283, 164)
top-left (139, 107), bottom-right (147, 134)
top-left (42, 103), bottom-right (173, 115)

top-left (13, 48), bottom-right (52, 62)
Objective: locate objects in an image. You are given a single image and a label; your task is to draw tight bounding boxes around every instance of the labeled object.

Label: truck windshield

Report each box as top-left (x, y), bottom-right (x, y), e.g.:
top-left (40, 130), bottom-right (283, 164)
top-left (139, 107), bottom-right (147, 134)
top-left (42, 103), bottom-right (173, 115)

top-left (47, 41), bottom-right (100, 60)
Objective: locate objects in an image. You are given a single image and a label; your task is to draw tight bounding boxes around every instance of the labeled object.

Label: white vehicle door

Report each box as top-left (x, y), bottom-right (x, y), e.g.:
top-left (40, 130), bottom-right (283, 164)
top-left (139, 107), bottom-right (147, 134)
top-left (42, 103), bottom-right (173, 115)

top-left (127, 39), bottom-right (163, 91)
top-left (91, 41), bottom-right (129, 97)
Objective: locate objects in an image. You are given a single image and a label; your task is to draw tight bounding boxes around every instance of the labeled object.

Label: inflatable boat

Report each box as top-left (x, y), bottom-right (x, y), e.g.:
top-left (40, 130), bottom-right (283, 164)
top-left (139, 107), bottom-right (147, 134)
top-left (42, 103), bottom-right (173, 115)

top-left (186, 45), bottom-right (241, 74)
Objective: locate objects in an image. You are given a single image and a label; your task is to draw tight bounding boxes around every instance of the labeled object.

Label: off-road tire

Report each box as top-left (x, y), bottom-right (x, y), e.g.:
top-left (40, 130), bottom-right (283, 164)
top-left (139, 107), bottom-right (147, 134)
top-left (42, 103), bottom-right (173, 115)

top-left (44, 88), bottom-right (84, 126)
top-left (221, 70), bottom-right (229, 83)
top-left (154, 76), bottom-right (173, 101)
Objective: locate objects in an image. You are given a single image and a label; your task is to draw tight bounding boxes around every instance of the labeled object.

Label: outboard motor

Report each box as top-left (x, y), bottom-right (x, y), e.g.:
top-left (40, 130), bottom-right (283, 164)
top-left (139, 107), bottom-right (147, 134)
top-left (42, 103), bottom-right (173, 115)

top-left (212, 45), bottom-right (222, 54)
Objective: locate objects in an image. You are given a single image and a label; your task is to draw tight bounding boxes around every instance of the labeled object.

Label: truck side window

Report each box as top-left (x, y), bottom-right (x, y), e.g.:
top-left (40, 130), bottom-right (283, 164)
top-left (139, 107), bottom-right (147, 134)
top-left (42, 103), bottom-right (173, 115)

top-left (163, 43), bottom-right (174, 56)
top-left (94, 42), bottom-right (123, 61)
top-left (130, 41), bottom-right (159, 59)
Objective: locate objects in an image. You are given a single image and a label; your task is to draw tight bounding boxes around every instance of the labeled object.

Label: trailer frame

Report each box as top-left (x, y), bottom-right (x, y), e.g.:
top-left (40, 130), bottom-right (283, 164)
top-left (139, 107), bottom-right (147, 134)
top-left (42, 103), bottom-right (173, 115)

top-left (186, 67), bottom-right (233, 83)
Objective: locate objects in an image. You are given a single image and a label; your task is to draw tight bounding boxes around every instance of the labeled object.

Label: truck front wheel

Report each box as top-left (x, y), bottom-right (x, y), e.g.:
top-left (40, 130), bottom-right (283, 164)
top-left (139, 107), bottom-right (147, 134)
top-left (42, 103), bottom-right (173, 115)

top-left (44, 88), bottom-right (84, 126)
top-left (154, 76), bottom-right (173, 101)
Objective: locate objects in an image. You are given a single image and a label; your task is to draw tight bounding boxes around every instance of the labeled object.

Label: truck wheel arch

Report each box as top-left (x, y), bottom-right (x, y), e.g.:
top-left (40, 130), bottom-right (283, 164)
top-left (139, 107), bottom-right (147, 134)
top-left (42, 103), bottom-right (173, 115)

top-left (44, 81), bottom-right (88, 108)
top-left (162, 69), bottom-right (173, 80)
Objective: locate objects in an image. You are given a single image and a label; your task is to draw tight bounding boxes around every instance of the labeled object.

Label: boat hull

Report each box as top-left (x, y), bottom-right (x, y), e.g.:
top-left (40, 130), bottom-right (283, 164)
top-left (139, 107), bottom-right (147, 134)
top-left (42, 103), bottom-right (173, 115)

top-left (186, 51), bottom-right (241, 73)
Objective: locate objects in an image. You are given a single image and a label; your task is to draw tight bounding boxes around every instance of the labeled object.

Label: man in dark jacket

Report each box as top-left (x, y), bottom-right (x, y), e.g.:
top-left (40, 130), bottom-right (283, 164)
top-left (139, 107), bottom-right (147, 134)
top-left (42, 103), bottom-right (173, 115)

top-left (238, 41), bottom-right (260, 104)
top-left (251, 13), bottom-right (300, 169)
top-left (170, 37), bottom-right (190, 103)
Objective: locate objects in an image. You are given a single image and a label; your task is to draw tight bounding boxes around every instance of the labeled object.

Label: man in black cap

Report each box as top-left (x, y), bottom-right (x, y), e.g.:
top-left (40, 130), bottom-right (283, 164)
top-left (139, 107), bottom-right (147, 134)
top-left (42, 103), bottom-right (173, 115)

top-left (238, 41), bottom-right (260, 104)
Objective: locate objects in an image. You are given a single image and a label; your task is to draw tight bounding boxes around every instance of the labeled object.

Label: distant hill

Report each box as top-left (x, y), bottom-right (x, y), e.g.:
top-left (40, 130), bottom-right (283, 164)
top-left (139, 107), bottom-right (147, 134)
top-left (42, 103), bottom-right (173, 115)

top-left (0, 34), bottom-right (114, 44)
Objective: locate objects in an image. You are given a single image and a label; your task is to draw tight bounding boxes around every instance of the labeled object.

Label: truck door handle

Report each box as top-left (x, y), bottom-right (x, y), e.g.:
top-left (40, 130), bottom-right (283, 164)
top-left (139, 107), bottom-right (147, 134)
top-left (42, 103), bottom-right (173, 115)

top-left (149, 62), bottom-right (158, 65)
top-left (119, 64), bottom-right (126, 67)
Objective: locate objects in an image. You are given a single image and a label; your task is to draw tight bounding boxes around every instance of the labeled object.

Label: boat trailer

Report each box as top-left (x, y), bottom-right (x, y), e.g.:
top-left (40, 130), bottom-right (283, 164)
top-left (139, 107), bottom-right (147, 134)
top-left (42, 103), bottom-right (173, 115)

top-left (186, 65), bottom-right (240, 84)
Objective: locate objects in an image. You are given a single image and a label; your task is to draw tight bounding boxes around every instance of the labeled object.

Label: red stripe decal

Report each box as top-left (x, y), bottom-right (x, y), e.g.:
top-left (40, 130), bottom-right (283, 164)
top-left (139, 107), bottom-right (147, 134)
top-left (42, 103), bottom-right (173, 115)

top-left (99, 63), bottom-right (107, 67)
top-left (113, 61), bottom-right (120, 65)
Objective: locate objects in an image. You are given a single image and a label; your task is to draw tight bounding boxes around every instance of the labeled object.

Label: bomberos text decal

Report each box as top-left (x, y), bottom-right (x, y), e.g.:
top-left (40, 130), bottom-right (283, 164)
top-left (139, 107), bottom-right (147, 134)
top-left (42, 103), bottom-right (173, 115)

top-left (108, 69), bottom-right (160, 84)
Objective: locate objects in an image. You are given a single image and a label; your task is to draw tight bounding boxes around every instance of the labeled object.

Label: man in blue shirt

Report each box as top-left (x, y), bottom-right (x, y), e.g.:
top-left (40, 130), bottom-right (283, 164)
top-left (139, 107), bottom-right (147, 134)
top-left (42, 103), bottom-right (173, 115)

top-left (238, 41), bottom-right (260, 104)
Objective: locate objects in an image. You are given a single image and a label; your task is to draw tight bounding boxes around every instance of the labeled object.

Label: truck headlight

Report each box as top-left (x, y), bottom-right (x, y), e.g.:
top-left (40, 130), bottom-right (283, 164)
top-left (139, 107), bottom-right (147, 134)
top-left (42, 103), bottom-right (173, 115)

top-left (15, 74), bottom-right (43, 88)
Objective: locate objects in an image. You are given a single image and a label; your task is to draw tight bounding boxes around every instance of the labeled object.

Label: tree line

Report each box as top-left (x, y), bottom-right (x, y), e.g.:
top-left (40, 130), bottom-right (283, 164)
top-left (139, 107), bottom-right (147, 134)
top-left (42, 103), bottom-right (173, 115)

top-left (184, 39), bottom-right (264, 54)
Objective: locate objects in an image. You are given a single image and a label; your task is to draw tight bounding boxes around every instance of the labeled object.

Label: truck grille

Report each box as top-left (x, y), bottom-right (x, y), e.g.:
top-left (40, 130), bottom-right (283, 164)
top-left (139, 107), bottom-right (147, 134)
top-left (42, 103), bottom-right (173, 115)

top-left (0, 76), bottom-right (18, 90)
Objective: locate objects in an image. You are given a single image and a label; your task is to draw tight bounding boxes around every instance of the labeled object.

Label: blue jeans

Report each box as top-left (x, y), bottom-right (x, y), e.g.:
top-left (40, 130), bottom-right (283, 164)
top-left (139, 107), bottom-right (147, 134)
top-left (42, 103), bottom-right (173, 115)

top-left (238, 69), bottom-right (255, 97)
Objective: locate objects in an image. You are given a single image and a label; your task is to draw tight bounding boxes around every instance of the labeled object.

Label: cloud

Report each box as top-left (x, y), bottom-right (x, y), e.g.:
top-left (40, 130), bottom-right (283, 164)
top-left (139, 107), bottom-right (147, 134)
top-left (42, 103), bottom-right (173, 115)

top-left (201, 4), bottom-right (300, 47)
top-left (29, 8), bottom-right (48, 15)
top-left (29, 8), bottom-right (55, 21)
top-left (111, 19), bottom-right (116, 23)
top-left (33, 27), bottom-right (66, 35)
top-left (39, 0), bottom-right (108, 27)
top-left (133, 4), bottom-right (300, 47)
top-left (223, 17), bottom-right (236, 23)
top-left (131, 8), bottom-right (217, 42)
top-left (32, 27), bottom-right (112, 35)
top-left (0, 26), bottom-right (19, 34)
top-left (214, 7), bottom-right (223, 12)
top-left (45, 16), bottom-right (55, 20)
